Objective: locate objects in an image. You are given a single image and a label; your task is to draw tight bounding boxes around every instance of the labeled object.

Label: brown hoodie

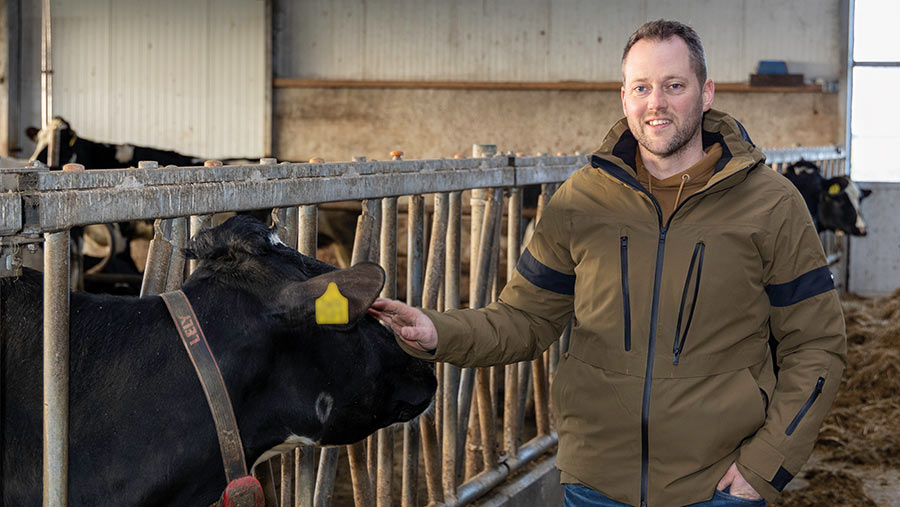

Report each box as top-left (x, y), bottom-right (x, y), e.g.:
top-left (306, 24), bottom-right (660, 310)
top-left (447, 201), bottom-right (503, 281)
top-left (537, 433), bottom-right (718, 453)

top-left (400, 110), bottom-right (846, 506)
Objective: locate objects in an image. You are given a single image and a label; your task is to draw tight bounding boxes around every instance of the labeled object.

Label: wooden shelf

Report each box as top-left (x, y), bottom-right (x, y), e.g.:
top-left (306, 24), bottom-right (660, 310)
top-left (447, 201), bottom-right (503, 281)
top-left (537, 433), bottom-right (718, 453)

top-left (273, 78), bottom-right (827, 94)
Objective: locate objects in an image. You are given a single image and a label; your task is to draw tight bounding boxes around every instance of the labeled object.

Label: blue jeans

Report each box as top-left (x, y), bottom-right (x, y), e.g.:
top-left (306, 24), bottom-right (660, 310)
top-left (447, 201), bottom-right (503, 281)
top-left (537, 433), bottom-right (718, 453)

top-left (564, 484), bottom-right (767, 506)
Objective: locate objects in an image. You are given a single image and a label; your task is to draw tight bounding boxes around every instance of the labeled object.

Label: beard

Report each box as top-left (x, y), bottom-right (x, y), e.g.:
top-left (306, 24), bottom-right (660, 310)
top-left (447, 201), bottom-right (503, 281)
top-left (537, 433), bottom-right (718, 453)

top-left (630, 99), bottom-right (704, 159)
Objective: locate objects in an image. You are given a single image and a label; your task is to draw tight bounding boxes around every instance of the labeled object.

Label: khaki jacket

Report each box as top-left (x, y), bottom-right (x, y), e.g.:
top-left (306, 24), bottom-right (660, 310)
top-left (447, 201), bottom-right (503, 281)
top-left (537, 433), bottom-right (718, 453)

top-left (401, 110), bottom-right (846, 506)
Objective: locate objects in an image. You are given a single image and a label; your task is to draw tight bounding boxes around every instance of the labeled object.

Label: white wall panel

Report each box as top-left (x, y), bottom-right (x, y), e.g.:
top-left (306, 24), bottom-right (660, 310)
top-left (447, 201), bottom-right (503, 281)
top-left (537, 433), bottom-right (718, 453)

top-left (275, 0), bottom-right (842, 83)
top-left (848, 182), bottom-right (900, 296)
top-left (47, 0), bottom-right (266, 161)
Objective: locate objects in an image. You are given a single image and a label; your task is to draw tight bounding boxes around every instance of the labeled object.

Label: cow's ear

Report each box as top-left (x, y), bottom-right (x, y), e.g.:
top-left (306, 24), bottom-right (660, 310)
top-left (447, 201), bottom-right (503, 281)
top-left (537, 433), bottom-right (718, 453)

top-left (25, 127), bottom-right (39, 141)
top-left (276, 262), bottom-right (386, 329)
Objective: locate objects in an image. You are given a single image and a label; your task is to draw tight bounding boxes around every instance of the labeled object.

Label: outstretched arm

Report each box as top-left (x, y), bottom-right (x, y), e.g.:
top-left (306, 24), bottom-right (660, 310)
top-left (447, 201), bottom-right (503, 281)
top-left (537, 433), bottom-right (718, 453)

top-left (368, 298), bottom-right (438, 352)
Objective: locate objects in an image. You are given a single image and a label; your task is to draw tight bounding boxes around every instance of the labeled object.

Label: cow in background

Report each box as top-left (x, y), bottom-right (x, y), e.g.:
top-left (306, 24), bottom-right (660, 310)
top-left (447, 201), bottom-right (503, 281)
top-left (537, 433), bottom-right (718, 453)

top-left (783, 159), bottom-right (872, 236)
top-left (26, 117), bottom-right (211, 168)
top-left (23, 117), bottom-right (262, 293)
top-left (2, 215), bottom-right (436, 506)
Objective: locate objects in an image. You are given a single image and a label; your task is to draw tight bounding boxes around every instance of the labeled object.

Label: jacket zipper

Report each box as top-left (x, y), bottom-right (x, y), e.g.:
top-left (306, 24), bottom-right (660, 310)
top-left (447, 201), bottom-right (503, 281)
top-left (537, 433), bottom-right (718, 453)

top-left (673, 242), bottom-right (705, 364)
top-left (640, 227), bottom-right (667, 507)
top-left (592, 156), bottom-right (757, 507)
top-left (786, 377), bottom-right (825, 435)
top-left (620, 236), bottom-right (632, 351)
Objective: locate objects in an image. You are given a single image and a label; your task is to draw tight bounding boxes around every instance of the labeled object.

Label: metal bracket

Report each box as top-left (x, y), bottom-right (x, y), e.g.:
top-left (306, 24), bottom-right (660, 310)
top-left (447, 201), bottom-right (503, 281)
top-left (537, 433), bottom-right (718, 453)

top-left (0, 235), bottom-right (43, 278)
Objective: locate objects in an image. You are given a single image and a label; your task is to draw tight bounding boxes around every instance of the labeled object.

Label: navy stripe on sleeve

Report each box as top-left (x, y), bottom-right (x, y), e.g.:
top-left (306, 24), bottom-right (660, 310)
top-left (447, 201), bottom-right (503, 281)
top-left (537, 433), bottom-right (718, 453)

top-left (516, 248), bottom-right (575, 295)
top-left (770, 466), bottom-right (794, 491)
top-left (765, 265), bottom-right (834, 307)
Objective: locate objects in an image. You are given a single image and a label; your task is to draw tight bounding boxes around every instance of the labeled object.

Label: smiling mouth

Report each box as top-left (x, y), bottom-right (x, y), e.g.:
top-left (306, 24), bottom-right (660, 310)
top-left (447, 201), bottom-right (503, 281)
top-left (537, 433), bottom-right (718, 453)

top-left (647, 119), bottom-right (671, 127)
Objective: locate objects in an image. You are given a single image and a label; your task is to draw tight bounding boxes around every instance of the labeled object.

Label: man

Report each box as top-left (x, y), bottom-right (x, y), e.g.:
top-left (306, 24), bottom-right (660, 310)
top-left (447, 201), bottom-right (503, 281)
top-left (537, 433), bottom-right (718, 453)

top-left (370, 20), bottom-right (845, 507)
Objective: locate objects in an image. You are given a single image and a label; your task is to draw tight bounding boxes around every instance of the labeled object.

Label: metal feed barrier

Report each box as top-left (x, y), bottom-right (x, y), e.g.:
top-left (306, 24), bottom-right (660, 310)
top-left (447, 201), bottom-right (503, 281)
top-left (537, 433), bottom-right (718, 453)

top-left (0, 144), bottom-right (845, 507)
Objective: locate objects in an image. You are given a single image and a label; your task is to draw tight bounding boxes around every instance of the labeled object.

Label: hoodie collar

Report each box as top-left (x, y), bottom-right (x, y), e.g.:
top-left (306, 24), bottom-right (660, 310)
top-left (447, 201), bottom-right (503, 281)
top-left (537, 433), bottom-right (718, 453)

top-left (590, 109), bottom-right (766, 188)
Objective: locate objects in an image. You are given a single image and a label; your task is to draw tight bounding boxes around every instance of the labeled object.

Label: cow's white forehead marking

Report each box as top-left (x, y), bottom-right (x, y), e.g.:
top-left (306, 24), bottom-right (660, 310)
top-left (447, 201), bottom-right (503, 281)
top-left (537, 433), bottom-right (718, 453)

top-left (269, 231), bottom-right (286, 247)
top-left (845, 181), bottom-right (866, 231)
top-left (28, 118), bottom-right (69, 162)
top-left (315, 392), bottom-right (333, 423)
top-left (115, 144), bottom-right (134, 164)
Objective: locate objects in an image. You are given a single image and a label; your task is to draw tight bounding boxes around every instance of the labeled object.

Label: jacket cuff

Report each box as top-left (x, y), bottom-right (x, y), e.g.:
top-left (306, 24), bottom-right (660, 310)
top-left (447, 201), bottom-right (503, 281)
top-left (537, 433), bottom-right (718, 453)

top-left (737, 438), bottom-right (792, 502)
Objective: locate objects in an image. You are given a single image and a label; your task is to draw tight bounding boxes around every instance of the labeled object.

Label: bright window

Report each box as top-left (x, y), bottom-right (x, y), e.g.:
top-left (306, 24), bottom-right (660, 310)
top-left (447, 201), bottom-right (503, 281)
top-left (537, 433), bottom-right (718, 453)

top-left (849, 0), bottom-right (900, 181)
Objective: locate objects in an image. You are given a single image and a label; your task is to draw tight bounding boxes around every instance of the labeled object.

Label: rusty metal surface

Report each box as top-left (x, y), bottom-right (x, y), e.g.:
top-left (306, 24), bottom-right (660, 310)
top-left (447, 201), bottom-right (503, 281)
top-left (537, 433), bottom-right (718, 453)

top-left (43, 231), bottom-right (69, 507)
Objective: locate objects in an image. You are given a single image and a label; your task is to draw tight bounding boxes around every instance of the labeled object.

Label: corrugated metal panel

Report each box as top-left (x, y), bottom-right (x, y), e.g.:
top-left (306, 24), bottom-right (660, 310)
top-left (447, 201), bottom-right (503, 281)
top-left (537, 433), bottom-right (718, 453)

top-left (275, 0), bottom-right (841, 83)
top-left (50, 0), bottom-right (266, 161)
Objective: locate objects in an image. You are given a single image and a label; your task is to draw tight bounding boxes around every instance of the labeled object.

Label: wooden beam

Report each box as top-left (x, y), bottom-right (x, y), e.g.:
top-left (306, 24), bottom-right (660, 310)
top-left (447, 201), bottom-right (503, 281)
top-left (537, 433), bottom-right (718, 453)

top-left (273, 78), bottom-right (826, 94)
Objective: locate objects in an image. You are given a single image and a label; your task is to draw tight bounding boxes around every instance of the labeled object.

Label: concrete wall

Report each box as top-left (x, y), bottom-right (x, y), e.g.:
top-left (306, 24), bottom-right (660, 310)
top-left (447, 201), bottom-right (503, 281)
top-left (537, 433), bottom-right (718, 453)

top-left (272, 0), bottom-right (846, 162)
top-left (275, 88), bottom-right (840, 162)
top-left (848, 182), bottom-right (900, 297)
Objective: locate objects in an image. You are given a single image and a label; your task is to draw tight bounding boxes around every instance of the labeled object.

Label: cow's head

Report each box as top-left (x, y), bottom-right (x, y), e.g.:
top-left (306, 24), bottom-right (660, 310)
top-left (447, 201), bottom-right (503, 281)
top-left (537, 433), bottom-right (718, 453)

top-left (183, 215), bottom-right (436, 448)
top-left (818, 175), bottom-right (872, 236)
top-left (26, 117), bottom-right (79, 166)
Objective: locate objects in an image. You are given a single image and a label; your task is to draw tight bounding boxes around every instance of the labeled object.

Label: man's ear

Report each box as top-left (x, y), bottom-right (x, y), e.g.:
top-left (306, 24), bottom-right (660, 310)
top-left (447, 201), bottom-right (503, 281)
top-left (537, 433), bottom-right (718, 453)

top-left (702, 78), bottom-right (715, 112)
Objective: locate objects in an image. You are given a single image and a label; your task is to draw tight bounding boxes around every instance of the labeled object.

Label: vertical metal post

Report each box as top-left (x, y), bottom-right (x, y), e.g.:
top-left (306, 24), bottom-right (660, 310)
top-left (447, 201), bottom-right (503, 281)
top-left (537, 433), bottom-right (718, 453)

top-left (163, 217), bottom-right (187, 292)
top-left (504, 187), bottom-right (523, 457)
top-left (402, 183), bottom-right (425, 507)
top-left (441, 189), bottom-right (462, 500)
top-left (40, 0), bottom-right (52, 129)
top-left (297, 446), bottom-right (315, 507)
top-left (313, 447), bottom-right (339, 507)
top-left (419, 192), bottom-right (448, 504)
top-left (376, 186), bottom-right (399, 507)
top-left (298, 205), bottom-right (317, 257)
top-left (43, 230), bottom-right (69, 507)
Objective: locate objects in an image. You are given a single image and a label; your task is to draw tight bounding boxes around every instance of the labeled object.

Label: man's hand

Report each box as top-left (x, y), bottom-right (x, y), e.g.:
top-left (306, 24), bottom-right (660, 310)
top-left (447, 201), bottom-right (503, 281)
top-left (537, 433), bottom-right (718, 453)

top-left (368, 298), bottom-right (438, 352)
top-left (716, 462), bottom-right (763, 500)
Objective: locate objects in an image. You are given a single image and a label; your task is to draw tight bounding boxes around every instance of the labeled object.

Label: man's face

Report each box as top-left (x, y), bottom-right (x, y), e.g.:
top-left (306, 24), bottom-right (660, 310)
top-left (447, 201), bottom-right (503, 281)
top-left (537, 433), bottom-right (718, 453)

top-left (621, 37), bottom-right (714, 159)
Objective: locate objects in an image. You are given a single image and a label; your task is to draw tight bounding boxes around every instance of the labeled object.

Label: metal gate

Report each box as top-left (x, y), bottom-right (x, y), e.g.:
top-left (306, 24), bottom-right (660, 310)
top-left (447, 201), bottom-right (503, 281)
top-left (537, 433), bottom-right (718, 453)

top-left (0, 144), bottom-right (846, 506)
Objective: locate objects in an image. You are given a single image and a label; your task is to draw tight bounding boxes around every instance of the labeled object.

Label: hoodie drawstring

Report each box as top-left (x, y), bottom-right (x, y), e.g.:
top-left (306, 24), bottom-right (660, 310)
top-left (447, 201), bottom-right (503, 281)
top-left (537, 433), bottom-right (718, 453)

top-left (673, 173), bottom-right (691, 215)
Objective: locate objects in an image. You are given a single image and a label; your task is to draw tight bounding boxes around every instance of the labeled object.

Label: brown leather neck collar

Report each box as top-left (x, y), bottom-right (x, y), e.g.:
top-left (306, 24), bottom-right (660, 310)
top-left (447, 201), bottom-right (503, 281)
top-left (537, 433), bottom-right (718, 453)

top-left (160, 290), bottom-right (248, 483)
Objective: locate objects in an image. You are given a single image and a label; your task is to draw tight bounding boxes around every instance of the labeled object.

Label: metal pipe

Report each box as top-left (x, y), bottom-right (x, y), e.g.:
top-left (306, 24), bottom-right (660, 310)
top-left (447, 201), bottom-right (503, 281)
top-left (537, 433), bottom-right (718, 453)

top-left (297, 205), bottom-right (317, 257)
top-left (348, 441), bottom-right (373, 507)
top-left (420, 409), bottom-right (442, 504)
top-left (298, 445), bottom-right (315, 507)
top-left (281, 450), bottom-right (295, 507)
top-left (163, 217), bottom-right (187, 291)
top-left (40, 0), bottom-right (52, 129)
top-left (423, 193), bottom-right (448, 309)
top-left (379, 198), bottom-right (398, 299)
top-left (43, 230), bottom-right (69, 507)
top-left (445, 433), bottom-right (558, 507)
top-left (401, 420), bottom-right (420, 507)
top-left (407, 194), bottom-right (425, 306)
top-left (441, 362), bottom-right (461, 501)
top-left (139, 219), bottom-right (172, 297)
top-left (313, 447), bottom-right (339, 507)
top-left (375, 426), bottom-right (393, 507)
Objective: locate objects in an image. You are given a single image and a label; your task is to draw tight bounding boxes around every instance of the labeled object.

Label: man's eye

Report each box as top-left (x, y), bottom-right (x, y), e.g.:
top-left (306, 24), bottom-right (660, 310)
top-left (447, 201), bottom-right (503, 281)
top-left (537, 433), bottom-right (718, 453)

top-left (634, 86), bottom-right (647, 93)
top-left (669, 83), bottom-right (682, 90)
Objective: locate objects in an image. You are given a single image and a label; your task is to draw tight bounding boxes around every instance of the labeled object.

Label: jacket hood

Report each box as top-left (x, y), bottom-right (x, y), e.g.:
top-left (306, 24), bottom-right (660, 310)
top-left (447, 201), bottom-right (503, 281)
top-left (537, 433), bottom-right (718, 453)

top-left (589, 109), bottom-right (767, 192)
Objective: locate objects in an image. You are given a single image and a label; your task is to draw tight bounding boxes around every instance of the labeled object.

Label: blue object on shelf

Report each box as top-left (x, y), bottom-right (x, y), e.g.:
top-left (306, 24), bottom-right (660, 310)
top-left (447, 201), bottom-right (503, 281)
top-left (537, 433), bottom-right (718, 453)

top-left (757, 60), bottom-right (788, 74)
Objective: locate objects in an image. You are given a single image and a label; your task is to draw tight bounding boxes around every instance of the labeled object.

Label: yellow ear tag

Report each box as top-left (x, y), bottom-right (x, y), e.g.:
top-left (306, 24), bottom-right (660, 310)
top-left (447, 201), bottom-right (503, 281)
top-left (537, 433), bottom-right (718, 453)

top-left (315, 282), bottom-right (349, 325)
top-left (828, 183), bottom-right (841, 196)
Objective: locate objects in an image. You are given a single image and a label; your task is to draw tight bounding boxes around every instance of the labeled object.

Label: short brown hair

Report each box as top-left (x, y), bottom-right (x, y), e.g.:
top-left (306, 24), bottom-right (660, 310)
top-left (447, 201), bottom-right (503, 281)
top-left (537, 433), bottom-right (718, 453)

top-left (622, 20), bottom-right (707, 85)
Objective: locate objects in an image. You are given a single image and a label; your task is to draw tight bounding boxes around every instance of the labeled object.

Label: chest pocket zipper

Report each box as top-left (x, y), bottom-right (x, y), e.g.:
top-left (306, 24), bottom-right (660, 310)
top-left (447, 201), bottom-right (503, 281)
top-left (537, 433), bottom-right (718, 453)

top-left (620, 236), bottom-right (631, 351)
top-left (673, 242), bottom-right (705, 364)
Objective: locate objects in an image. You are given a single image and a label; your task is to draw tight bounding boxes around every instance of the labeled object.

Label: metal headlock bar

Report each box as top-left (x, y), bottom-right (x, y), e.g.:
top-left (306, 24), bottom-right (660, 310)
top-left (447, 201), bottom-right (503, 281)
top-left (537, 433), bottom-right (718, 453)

top-left (0, 146), bottom-right (846, 507)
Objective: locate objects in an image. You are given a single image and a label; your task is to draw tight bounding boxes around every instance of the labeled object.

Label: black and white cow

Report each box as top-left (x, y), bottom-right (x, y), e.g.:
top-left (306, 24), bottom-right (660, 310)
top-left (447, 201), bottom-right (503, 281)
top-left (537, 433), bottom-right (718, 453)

top-left (783, 159), bottom-right (872, 236)
top-left (26, 117), bottom-right (209, 169)
top-left (1, 215), bottom-right (436, 506)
